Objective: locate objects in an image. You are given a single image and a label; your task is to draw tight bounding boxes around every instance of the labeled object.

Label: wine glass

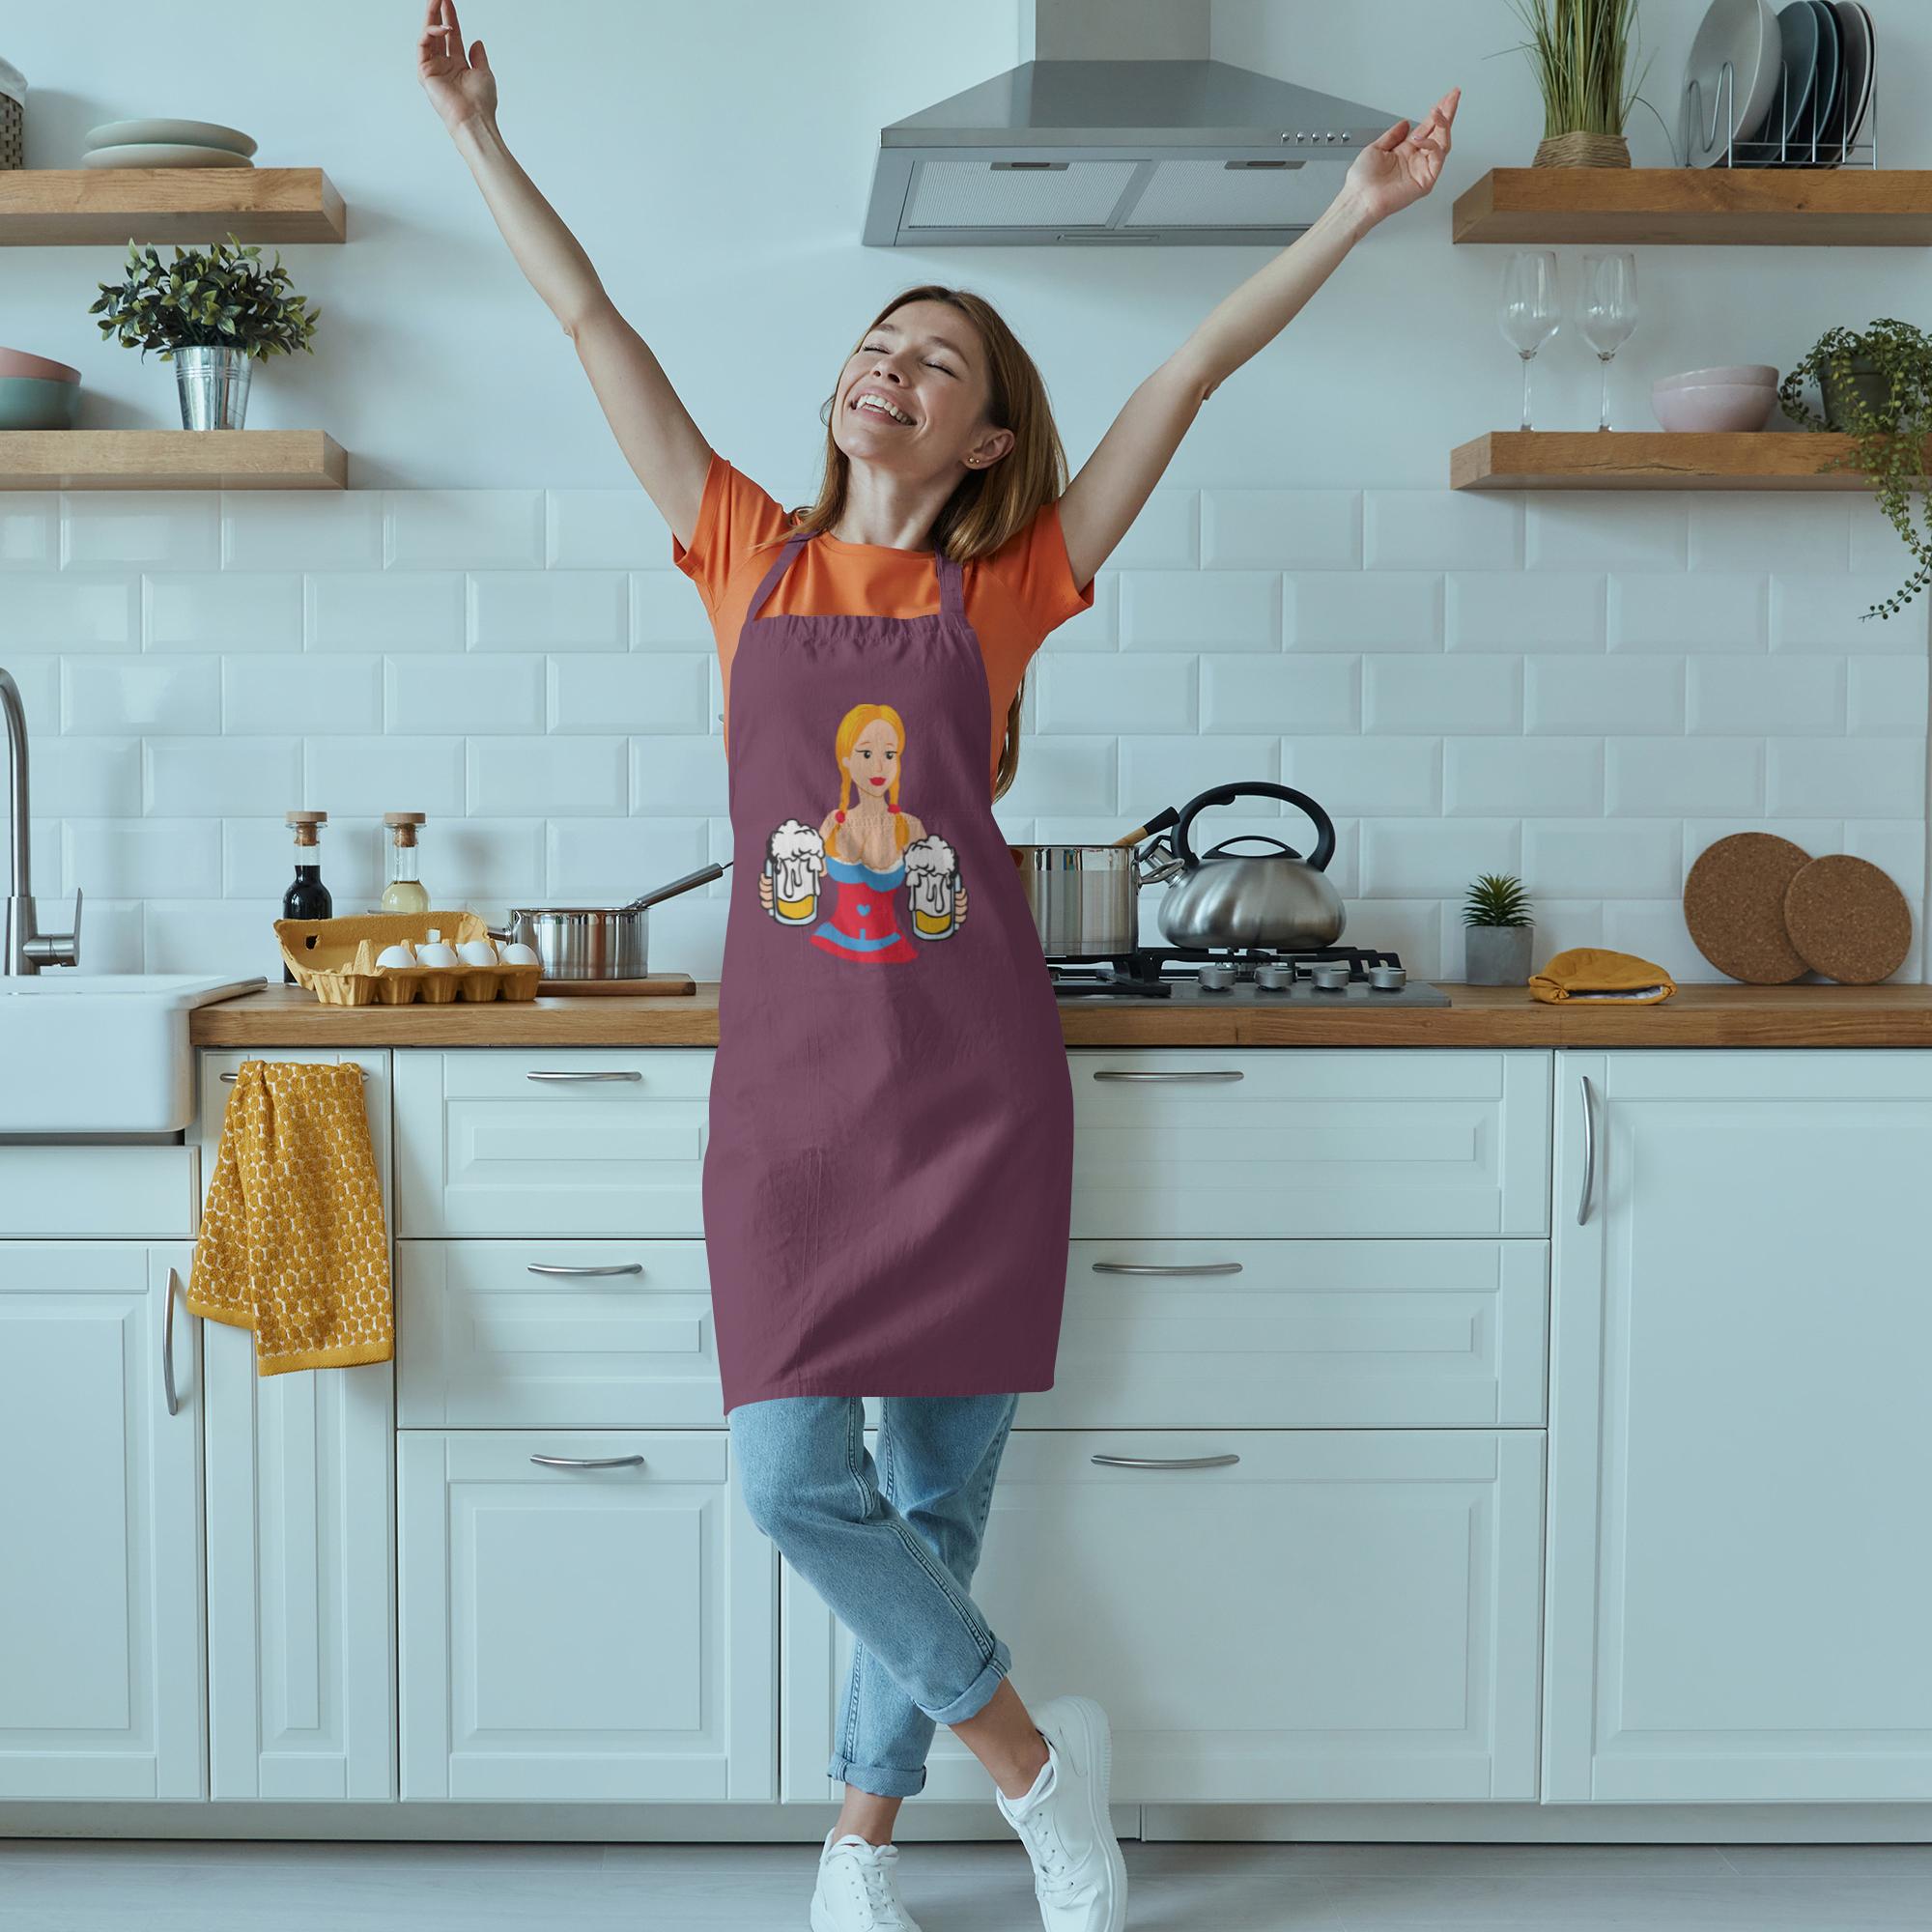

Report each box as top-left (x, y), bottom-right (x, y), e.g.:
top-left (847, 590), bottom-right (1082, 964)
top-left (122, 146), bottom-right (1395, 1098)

top-left (1579, 252), bottom-right (1638, 432)
top-left (1498, 252), bottom-right (1560, 431)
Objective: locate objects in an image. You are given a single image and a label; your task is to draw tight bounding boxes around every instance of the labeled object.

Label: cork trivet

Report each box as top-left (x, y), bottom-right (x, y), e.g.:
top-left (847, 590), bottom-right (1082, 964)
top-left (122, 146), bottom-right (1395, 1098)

top-left (1682, 833), bottom-right (1813, 983)
top-left (1781, 855), bottom-right (1913, 985)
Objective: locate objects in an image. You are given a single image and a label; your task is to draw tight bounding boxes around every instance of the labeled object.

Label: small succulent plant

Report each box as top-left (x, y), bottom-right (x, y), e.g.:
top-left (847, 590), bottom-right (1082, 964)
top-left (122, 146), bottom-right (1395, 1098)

top-left (89, 233), bottom-right (321, 362)
top-left (1463, 872), bottom-right (1534, 927)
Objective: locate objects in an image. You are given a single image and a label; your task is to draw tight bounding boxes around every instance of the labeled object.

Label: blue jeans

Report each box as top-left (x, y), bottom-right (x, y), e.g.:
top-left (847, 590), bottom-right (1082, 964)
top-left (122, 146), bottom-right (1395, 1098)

top-left (728, 1391), bottom-right (1021, 1799)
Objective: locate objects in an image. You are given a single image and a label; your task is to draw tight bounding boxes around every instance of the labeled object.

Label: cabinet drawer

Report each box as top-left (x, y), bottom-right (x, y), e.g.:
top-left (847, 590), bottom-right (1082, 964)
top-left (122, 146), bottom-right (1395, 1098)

top-left (1068, 1047), bottom-right (1550, 1238)
top-left (397, 1239), bottom-right (723, 1429)
top-left (0, 1145), bottom-right (200, 1238)
top-left (394, 1049), bottom-right (711, 1237)
top-left (1009, 1238), bottom-right (1548, 1429)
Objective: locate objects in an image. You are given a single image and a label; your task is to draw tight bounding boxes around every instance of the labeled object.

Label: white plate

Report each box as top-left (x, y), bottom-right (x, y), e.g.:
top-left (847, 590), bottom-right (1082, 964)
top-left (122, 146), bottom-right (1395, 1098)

top-left (83, 116), bottom-right (257, 157)
top-left (80, 143), bottom-right (255, 170)
top-left (1682, 0), bottom-right (1782, 165)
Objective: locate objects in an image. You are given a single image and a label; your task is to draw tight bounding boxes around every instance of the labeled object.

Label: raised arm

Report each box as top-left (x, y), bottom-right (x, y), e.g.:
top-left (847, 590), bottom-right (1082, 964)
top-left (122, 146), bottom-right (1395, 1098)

top-left (1055, 88), bottom-right (1461, 593)
top-left (417, 0), bottom-right (712, 546)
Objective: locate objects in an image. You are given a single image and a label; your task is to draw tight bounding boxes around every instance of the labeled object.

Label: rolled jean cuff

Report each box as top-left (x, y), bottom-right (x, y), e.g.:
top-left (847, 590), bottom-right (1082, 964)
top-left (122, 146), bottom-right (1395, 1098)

top-left (920, 1634), bottom-right (1012, 1728)
top-left (826, 1751), bottom-right (927, 1799)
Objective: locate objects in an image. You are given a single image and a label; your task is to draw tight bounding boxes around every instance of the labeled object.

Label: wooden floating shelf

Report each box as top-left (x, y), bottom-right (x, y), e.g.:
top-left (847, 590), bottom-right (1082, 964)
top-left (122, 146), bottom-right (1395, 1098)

top-left (0, 168), bottom-right (344, 245)
top-left (1452, 167), bottom-right (1932, 246)
top-left (0, 431), bottom-right (347, 490)
top-left (1450, 431), bottom-right (1931, 492)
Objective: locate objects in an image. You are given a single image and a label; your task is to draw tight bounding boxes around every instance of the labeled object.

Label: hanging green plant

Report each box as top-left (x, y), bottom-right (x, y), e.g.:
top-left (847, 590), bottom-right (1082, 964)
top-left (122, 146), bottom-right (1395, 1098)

top-left (88, 232), bottom-right (321, 362)
top-left (1777, 319), bottom-right (1932, 621)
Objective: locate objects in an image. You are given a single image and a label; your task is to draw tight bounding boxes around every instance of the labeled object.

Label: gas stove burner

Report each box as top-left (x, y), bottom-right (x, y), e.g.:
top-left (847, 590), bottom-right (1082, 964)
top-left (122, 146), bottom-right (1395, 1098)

top-left (1042, 942), bottom-right (1444, 1007)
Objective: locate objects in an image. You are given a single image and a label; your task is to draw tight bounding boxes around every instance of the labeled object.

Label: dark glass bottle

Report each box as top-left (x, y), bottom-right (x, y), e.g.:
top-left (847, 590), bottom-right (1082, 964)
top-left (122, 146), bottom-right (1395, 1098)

top-left (282, 810), bottom-right (332, 985)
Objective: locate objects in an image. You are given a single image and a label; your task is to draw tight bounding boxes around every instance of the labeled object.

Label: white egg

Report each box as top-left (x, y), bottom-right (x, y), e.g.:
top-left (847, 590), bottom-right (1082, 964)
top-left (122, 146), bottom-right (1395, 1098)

top-left (375, 943), bottom-right (417, 970)
top-left (498, 940), bottom-right (541, 967)
top-left (457, 939), bottom-right (500, 968)
top-left (417, 943), bottom-right (460, 969)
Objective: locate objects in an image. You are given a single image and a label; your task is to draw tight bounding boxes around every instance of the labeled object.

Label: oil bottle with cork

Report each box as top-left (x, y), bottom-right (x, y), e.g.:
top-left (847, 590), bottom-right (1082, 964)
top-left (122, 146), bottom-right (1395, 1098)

top-left (382, 811), bottom-right (431, 915)
top-left (282, 810), bottom-right (332, 985)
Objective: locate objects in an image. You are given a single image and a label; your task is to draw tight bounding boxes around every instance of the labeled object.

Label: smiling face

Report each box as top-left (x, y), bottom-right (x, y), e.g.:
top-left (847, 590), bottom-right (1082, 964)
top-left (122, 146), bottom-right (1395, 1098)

top-left (843, 716), bottom-right (901, 795)
top-left (835, 298), bottom-right (1014, 480)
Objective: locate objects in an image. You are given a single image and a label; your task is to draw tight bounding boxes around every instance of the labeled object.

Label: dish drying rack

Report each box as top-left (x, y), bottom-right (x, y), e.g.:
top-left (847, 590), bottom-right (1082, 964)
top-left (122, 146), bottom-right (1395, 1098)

top-left (1684, 50), bottom-right (1877, 169)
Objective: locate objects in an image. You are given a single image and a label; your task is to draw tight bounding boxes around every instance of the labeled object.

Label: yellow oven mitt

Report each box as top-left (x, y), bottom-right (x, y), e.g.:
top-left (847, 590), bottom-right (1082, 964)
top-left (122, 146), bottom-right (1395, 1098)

top-left (1528, 946), bottom-right (1676, 1005)
top-left (187, 1060), bottom-right (393, 1375)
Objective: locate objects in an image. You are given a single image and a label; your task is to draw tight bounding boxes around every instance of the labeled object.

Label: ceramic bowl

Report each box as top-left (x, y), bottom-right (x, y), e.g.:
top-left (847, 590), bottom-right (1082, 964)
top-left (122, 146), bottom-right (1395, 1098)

top-left (0, 377), bottom-right (82, 430)
top-left (1654, 364), bottom-right (1779, 392)
top-left (1651, 381), bottom-right (1778, 433)
top-left (0, 346), bottom-right (80, 384)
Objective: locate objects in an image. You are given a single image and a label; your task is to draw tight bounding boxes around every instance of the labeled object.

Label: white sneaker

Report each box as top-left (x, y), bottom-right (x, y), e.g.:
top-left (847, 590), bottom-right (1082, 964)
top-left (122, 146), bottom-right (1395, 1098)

top-left (810, 1827), bottom-right (923, 1932)
top-left (994, 1693), bottom-right (1128, 1932)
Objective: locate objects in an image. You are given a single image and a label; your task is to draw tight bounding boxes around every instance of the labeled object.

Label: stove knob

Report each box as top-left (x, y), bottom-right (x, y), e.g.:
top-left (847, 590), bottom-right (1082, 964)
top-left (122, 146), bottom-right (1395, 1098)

top-left (1367, 963), bottom-right (1407, 991)
top-left (1255, 960), bottom-right (1294, 991)
top-left (1310, 961), bottom-right (1350, 991)
top-left (1196, 960), bottom-right (1236, 992)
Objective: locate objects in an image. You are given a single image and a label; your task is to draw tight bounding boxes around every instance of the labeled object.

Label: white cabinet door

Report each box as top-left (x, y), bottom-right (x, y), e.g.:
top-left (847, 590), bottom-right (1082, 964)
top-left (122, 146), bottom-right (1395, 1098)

top-left (0, 1245), bottom-right (204, 1799)
top-left (782, 1429), bottom-right (1544, 1804)
top-left (1548, 1050), bottom-right (1932, 1803)
top-left (398, 1431), bottom-right (774, 1803)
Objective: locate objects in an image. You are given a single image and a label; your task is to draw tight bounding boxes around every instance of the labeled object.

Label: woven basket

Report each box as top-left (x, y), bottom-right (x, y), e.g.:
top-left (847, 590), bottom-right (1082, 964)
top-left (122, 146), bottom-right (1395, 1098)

top-left (0, 92), bottom-right (21, 172)
top-left (1532, 131), bottom-right (1631, 168)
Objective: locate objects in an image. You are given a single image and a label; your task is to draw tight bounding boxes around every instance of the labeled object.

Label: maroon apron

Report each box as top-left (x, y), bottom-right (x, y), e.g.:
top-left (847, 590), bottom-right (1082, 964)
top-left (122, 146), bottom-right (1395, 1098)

top-left (702, 528), bottom-right (1074, 1413)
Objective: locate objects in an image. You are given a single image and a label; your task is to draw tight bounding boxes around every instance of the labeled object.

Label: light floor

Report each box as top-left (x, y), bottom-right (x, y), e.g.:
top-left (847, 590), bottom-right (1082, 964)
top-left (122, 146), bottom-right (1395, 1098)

top-left (2, 1840), bottom-right (1929, 1931)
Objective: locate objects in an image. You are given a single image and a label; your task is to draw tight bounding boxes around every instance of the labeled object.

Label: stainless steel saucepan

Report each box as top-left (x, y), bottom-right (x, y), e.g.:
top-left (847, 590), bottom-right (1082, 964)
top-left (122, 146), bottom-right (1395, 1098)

top-left (490, 862), bottom-right (726, 980)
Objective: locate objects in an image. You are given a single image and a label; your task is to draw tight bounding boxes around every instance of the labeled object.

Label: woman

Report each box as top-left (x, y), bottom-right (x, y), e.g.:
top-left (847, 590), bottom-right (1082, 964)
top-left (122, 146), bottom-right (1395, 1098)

top-left (418, 10), bottom-right (1455, 1927)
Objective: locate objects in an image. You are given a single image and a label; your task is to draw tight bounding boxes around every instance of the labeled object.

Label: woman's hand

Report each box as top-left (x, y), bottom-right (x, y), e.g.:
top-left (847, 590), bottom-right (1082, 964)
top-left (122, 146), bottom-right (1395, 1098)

top-left (417, 0), bottom-right (497, 133)
top-left (1343, 86), bottom-right (1460, 229)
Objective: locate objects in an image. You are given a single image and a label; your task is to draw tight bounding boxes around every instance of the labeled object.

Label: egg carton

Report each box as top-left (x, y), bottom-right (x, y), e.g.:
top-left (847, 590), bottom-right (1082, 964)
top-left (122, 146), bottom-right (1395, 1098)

top-left (274, 909), bottom-right (542, 1007)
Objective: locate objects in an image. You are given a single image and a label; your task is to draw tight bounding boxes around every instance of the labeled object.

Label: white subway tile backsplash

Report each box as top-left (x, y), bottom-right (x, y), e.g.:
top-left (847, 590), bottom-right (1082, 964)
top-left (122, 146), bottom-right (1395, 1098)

top-left (1201, 655), bottom-right (1357, 734)
top-left (386, 655), bottom-right (546, 734)
top-left (1444, 738), bottom-right (1603, 816)
top-left (147, 572), bottom-right (304, 652)
top-left (1364, 655), bottom-right (1520, 734)
top-left (1606, 738), bottom-right (1760, 816)
top-left (65, 493), bottom-right (218, 570)
top-left (63, 819), bottom-right (220, 899)
top-left (1526, 655), bottom-right (1684, 735)
top-left (0, 575), bottom-right (139, 652)
top-left (1287, 573), bottom-right (1441, 652)
top-left (1361, 819), bottom-right (1520, 900)
top-left (547, 490), bottom-right (665, 569)
top-left (225, 656), bottom-right (384, 736)
top-left (550, 654), bottom-right (709, 735)
top-left (28, 738), bottom-right (142, 818)
top-left (1767, 738), bottom-right (1924, 818)
top-left (1201, 490), bottom-right (1360, 571)
top-left (1512, 898), bottom-right (1604, 959)
top-left (1342, 898), bottom-right (1445, 979)
top-left (1524, 819), bottom-right (1683, 898)
top-left (307, 573), bottom-right (465, 652)
top-left (1446, 573), bottom-right (1605, 653)
top-left (145, 898), bottom-right (282, 978)
top-left (546, 817), bottom-right (709, 898)
top-left (303, 737), bottom-right (467, 817)
top-left (630, 738), bottom-right (730, 816)
top-left (1120, 570), bottom-right (1279, 651)
top-left (1281, 736), bottom-right (1441, 817)
top-left (224, 816), bottom-right (383, 902)
top-left (1849, 503), bottom-right (1917, 575)
top-left (1036, 654), bottom-right (1195, 734)
top-left (437, 819), bottom-right (549, 902)
top-left (468, 736), bottom-right (628, 816)
top-left (1118, 736), bottom-right (1281, 815)
top-left (990, 737), bottom-right (1118, 817)
top-left (1687, 656), bottom-right (1844, 735)
top-left (1847, 657), bottom-right (1931, 735)
top-left (1365, 491), bottom-right (1521, 571)
top-left (1044, 572), bottom-right (1118, 650)
top-left (631, 570), bottom-right (719, 650)
top-left (0, 656), bottom-right (57, 731)
top-left (1843, 820), bottom-right (1927, 897)
top-left (1103, 489), bottom-right (1197, 569)
top-left (0, 496), bottom-right (58, 568)
top-left (63, 655), bottom-right (220, 734)
top-left (146, 738), bottom-right (301, 816)
top-left (1771, 578), bottom-right (1932, 652)
top-left (1599, 899), bottom-right (1708, 980)
top-left (1608, 574), bottom-right (1768, 654)
top-left (222, 493), bottom-right (384, 571)
top-left (469, 571), bottom-right (629, 651)
top-left (1690, 497), bottom-right (1850, 574)
top-left (1526, 495), bottom-right (1688, 572)
top-left (385, 490), bottom-right (544, 569)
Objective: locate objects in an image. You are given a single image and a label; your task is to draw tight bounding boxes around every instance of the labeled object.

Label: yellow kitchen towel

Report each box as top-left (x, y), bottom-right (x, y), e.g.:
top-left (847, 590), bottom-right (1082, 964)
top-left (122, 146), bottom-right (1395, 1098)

top-left (1528, 946), bottom-right (1677, 1005)
top-left (186, 1060), bottom-right (393, 1376)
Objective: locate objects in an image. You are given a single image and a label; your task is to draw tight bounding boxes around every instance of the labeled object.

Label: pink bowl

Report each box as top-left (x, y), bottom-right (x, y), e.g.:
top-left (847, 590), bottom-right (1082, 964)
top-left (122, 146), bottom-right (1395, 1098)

top-left (1654, 364), bottom-right (1778, 393)
top-left (1651, 382), bottom-right (1777, 433)
top-left (0, 345), bottom-right (81, 384)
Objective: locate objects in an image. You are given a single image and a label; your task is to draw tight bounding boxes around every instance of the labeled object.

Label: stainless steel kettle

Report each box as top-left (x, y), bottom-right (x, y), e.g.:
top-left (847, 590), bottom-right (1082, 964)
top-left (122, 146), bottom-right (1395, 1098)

top-left (1139, 781), bottom-right (1345, 950)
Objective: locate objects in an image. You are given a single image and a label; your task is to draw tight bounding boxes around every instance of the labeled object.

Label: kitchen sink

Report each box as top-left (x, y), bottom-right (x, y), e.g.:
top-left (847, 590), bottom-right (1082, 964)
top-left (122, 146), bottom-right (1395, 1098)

top-left (0, 973), bottom-right (265, 1134)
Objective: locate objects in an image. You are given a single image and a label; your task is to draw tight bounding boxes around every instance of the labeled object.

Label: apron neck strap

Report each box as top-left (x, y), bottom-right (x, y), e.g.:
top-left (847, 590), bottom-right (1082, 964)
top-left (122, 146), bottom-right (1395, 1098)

top-left (742, 526), bottom-right (965, 624)
top-left (743, 528), bottom-right (811, 626)
top-left (933, 544), bottom-right (964, 620)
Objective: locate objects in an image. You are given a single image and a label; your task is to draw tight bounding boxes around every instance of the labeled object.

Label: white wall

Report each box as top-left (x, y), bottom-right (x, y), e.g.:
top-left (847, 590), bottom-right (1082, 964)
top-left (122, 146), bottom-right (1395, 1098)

top-left (1, 0), bottom-right (1927, 981)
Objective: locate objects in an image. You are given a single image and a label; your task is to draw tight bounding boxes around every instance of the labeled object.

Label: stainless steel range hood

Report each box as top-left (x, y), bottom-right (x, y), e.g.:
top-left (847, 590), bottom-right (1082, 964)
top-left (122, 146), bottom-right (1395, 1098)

top-left (864, 0), bottom-right (1398, 247)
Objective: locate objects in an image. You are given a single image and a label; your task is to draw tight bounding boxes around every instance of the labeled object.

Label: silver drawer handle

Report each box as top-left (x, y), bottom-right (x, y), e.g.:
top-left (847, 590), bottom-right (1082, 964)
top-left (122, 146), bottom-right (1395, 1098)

top-left (1092, 1260), bottom-right (1243, 1276)
top-left (1090, 1068), bottom-right (1243, 1083)
top-left (1090, 1452), bottom-right (1241, 1469)
top-left (526, 1069), bottom-right (643, 1083)
top-left (526, 1262), bottom-right (643, 1278)
top-left (1577, 1071), bottom-right (1597, 1226)
top-left (222, 1065), bottom-right (365, 1082)
top-left (162, 1266), bottom-right (182, 1417)
top-left (529, 1453), bottom-right (647, 1470)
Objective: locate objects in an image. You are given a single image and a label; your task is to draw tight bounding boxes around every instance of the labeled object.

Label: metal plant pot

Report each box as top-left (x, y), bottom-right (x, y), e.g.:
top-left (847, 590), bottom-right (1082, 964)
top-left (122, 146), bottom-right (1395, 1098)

top-left (175, 345), bottom-right (253, 430)
top-left (1464, 923), bottom-right (1535, 986)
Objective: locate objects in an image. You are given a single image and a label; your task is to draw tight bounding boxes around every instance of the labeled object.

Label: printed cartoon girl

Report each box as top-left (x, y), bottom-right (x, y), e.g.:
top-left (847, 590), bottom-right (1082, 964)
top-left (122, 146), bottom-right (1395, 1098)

top-left (756, 702), bottom-right (967, 963)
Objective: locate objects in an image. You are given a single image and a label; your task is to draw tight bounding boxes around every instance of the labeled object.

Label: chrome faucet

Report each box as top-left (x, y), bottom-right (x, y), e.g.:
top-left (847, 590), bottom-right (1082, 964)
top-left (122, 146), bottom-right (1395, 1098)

top-left (2, 667), bottom-right (82, 975)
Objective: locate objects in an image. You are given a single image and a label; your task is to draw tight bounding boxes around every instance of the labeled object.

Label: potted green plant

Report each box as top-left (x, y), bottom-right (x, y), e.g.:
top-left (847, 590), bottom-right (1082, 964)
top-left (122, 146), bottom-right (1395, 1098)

top-left (1506, 0), bottom-right (1649, 167)
top-left (1778, 320), bottom-right (1932, 620)
top-left (88, 232), bottom-right (320, 431)
top-left (1463, 872), bottom-right (1536, 985)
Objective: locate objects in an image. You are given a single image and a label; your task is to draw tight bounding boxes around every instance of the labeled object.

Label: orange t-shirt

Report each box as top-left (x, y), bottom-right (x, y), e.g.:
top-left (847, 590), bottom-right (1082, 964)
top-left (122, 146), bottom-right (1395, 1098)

top-left (670, 449), bottom-right (1095, 793)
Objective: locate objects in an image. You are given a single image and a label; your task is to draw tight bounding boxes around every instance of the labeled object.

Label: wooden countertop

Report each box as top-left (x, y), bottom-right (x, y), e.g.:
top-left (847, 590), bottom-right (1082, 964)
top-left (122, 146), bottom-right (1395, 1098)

top-left (190, 980), bottom-right (1932, 1048)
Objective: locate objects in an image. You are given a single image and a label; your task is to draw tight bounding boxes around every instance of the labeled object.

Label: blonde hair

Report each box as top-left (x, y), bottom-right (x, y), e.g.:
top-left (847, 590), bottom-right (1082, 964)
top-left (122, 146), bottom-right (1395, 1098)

top-left (781, 286), bottom-right (1074, 801)
top-left (833, 702), bottom-right (912, 853)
